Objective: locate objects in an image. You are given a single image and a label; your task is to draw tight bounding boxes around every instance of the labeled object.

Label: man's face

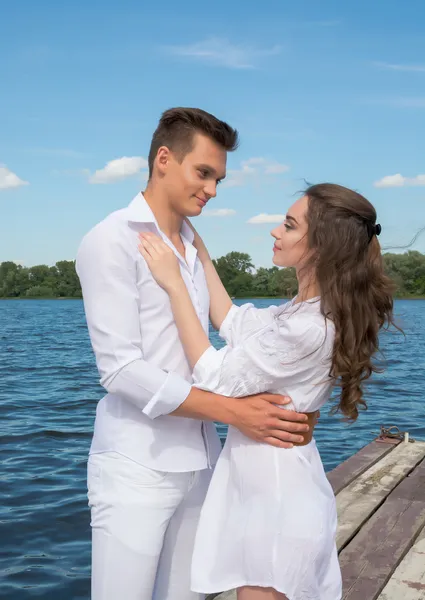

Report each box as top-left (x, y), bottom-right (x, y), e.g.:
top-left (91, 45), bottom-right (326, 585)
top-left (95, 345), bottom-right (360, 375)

top-left (162, 133), bottom-right (227, 217)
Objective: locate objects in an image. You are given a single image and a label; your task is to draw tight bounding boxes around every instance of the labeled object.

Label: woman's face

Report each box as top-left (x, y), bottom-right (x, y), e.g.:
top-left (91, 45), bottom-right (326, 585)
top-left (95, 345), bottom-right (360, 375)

top-left (271, 195), bottom-right (310, 269)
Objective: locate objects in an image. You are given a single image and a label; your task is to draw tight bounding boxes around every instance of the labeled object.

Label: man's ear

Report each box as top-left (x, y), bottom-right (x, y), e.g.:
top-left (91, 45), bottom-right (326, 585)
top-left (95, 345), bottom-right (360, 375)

top-left (155, 146), bottom-right (171, 175)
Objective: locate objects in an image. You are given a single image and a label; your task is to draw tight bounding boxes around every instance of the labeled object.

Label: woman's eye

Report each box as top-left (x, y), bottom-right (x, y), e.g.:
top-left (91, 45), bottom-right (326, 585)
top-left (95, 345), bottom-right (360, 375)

top-left (284, 223), bottom-right (292, 231)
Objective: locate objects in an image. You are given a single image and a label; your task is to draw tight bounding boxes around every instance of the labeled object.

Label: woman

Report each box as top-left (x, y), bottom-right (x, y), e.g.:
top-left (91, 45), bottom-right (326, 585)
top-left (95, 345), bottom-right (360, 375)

top-left (138, 183), bottom-right (396, 600)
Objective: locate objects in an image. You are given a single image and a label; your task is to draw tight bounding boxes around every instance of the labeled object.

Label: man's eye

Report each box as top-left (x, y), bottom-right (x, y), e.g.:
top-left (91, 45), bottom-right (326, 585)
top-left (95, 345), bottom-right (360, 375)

top-left (198, 170), bottom-right (207, 178)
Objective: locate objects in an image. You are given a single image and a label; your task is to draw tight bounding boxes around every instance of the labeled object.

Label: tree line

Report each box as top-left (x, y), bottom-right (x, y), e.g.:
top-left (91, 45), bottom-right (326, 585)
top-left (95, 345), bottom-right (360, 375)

top-left (1, 250), bottom-right (425, 299)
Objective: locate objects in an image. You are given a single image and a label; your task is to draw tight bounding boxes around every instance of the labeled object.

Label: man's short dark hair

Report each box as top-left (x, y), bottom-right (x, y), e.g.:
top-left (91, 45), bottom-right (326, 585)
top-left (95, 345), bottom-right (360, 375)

top-left (148, 107), bottom-right (239, 177)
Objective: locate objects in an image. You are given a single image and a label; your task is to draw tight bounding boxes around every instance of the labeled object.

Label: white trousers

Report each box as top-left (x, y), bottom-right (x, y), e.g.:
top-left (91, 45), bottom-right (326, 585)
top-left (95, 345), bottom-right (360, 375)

top-left (87, 452), bottom-right (212, 600)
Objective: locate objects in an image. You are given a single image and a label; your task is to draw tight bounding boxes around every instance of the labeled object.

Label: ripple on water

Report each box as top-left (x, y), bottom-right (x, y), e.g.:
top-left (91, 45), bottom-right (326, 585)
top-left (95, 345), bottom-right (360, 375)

top-left (1, 298), bottom-right (424, 599)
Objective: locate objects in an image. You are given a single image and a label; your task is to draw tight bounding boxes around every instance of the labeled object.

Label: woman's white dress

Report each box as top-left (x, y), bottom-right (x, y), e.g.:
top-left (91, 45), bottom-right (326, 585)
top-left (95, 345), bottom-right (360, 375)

top-left (190, 298), bottom-right (342, 600)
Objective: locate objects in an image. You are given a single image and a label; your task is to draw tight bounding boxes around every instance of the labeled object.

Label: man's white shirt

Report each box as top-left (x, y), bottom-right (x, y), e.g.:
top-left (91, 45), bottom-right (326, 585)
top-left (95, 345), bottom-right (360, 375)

top-left (76, 193), bottom-right (222, 472)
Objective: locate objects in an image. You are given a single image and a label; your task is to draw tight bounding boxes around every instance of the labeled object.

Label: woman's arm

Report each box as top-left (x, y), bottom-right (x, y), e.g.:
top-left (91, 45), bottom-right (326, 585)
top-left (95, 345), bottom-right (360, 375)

top-left (201, 256), bottom-right (233, 331)
top-left (192, 318), bottom-right (326, 403)
top-left (137, 232), bottom-right (316, 443)
top-left (168, 281), bottom-right (212, 369)
top-left (138, 232), bottom-right (212, 368)
top-left (185, 219), bottom-right (233, 330)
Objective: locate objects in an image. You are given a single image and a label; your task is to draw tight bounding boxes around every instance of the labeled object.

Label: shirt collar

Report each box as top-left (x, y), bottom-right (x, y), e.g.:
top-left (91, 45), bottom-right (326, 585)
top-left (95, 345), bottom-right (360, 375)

top-left (126, 192), bottom-right (195, 243)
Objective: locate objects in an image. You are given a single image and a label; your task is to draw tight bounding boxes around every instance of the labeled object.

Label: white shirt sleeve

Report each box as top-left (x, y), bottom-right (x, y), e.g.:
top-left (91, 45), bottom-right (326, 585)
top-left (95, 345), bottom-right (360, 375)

top-left (76, 224), bottom-right (192, 419)
top-left (193, 315), bottom-right (326, 399)
top-left (219, 302), bottom-right (282, 347)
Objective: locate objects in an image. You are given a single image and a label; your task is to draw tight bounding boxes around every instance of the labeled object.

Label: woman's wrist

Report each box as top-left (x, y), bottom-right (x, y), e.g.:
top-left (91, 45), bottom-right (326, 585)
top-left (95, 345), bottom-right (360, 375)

top-left (166, 279), bottom-right (187, 296)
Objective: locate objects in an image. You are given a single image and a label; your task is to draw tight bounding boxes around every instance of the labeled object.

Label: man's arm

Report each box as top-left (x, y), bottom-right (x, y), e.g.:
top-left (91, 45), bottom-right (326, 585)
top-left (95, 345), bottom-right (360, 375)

top-left (76, 223), bottom-right (193, 419)
top-left (172, 388), bottom-right (310, 448)
top-left (77, 223), bottom-right (310, 446)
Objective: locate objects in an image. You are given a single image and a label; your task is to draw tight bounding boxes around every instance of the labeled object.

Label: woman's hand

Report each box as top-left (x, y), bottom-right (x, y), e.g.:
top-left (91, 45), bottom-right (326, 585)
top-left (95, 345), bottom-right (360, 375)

top-left (184, 218), bottom-right (210, 264)
top-left (138, 232), bottom-right (183, 292)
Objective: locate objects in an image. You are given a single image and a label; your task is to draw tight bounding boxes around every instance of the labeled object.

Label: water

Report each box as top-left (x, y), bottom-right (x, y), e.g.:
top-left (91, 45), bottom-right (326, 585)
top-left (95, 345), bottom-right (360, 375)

top-left (1, 298), bottom-right (424, 599)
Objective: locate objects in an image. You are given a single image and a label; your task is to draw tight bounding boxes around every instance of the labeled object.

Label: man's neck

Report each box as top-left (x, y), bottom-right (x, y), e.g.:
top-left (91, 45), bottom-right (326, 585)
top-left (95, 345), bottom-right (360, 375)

top-left (143, 182), bottom-right (183, 241)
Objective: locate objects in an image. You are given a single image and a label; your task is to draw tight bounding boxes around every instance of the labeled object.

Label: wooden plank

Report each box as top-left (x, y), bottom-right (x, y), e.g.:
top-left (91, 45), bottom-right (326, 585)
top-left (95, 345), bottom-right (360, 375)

top-left (339, 458), bottom-right (425, 599)
top-left (390, 457), bottom-right (425, 501)
top-left (327, 440), bottom-right (399, 495)
top-left (336, 442), bottom-right (425, 550)
top-left (340, 500), bottom-right (425, 595)
top-left (377, 525), bottom-right (425, 600)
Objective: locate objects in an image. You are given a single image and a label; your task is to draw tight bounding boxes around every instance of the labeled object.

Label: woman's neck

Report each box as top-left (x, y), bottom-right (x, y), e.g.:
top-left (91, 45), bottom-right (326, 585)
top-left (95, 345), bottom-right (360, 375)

top-left (294, 269), bottom-right (319, 303)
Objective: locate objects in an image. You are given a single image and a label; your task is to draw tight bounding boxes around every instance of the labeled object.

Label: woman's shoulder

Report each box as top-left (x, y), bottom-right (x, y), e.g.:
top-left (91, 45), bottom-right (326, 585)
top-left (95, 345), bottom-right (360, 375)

top-left (264, 305), bottom-right (334, 356)
top-left (224, 301), bottom-right (282, 328)
top-left (221, 299), bottom-right (334, 351)
top-left (240, 311), bottom-right (332, 373)
top-left (274, 311), bottom-right (326, 338)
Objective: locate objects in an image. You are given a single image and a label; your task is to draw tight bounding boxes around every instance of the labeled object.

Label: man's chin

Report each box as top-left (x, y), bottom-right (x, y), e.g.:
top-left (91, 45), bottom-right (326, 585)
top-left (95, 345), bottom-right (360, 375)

top-left (186, 205), bottom-right (203, 217)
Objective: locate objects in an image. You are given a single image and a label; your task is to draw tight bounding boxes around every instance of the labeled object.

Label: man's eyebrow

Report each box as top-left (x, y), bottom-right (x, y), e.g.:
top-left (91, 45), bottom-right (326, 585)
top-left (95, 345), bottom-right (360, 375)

top-left (196, 164), bottom-right (226, 180)
top-left (286, 214), bottom-right (298, 224)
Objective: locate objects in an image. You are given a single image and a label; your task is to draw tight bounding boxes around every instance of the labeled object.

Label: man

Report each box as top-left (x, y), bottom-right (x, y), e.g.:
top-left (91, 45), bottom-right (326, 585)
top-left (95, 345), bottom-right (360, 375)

top-left (76, 107), bottom-right (311, 600)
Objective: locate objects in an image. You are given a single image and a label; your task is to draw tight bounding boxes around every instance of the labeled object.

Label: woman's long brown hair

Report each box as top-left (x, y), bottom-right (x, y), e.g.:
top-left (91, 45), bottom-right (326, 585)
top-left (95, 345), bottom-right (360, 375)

top-left (304, 183), bottom-right (397, 421)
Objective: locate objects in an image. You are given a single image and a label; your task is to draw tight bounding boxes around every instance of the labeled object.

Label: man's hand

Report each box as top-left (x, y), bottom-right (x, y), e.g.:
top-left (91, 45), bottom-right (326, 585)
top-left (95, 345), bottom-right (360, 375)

top-left (228, 393), bottom-right (311, 448)
top-left (172, 388), bottom-right (312, 448)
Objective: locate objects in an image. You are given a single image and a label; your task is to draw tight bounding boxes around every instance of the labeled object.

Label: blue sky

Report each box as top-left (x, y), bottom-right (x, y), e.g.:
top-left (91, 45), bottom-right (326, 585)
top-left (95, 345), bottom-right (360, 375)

top-left (1, 0), bottom-right (425, 268)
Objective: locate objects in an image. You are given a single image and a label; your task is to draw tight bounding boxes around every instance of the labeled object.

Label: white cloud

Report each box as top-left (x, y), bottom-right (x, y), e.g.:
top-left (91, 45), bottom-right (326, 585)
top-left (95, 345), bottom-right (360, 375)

top-left (222, 175), bottom-right (245, 188)
top-left (247, 213), bottom-right (286, 224)
top-left (223, 157), bottom-right (290, 188)
top-left (388, 97), bottom-right (425, 108)
top-left (243, 157), bottom-right (267, 167)
top-left (202, 208), bottom-right (236, 217)
top-left (374, 174), bottom-right (406, 188)
top-left (365, 96), bottom-right (425, 109)
top-left (264, 163), bottom-right (290, 174)
top-left (163, 37), bottom-right (281, 69)
top-left (373, 61), bottom-right (425, 73)
top-left (89, 156), bottom-right (148, 184)
top-left (374, 173), bottom-right (425, 188)
top-left (0, 165), bottom-right (29, 190)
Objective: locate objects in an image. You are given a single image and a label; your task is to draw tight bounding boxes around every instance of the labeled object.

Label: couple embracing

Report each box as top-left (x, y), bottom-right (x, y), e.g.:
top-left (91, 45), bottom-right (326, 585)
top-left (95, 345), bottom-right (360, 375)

top-left (77, 107), bottom-right (395, 600)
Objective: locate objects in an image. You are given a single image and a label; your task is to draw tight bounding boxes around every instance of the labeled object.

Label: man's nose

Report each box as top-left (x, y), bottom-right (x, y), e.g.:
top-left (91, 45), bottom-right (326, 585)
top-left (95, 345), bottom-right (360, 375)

top-left (204, 181), bottom-right (217, 199)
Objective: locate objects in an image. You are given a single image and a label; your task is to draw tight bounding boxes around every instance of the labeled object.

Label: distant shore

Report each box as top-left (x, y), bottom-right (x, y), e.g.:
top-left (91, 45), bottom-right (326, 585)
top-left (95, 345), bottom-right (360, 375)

top-left (2, 250), bottom-right (424, 300)
top-left (1, 295), bottom-right (425, 301)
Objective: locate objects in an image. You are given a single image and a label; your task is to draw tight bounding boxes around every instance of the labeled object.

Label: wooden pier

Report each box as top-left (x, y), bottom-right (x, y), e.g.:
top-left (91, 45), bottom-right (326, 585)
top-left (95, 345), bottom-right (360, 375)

top-left (210, 435), bottom-right (425, 600)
